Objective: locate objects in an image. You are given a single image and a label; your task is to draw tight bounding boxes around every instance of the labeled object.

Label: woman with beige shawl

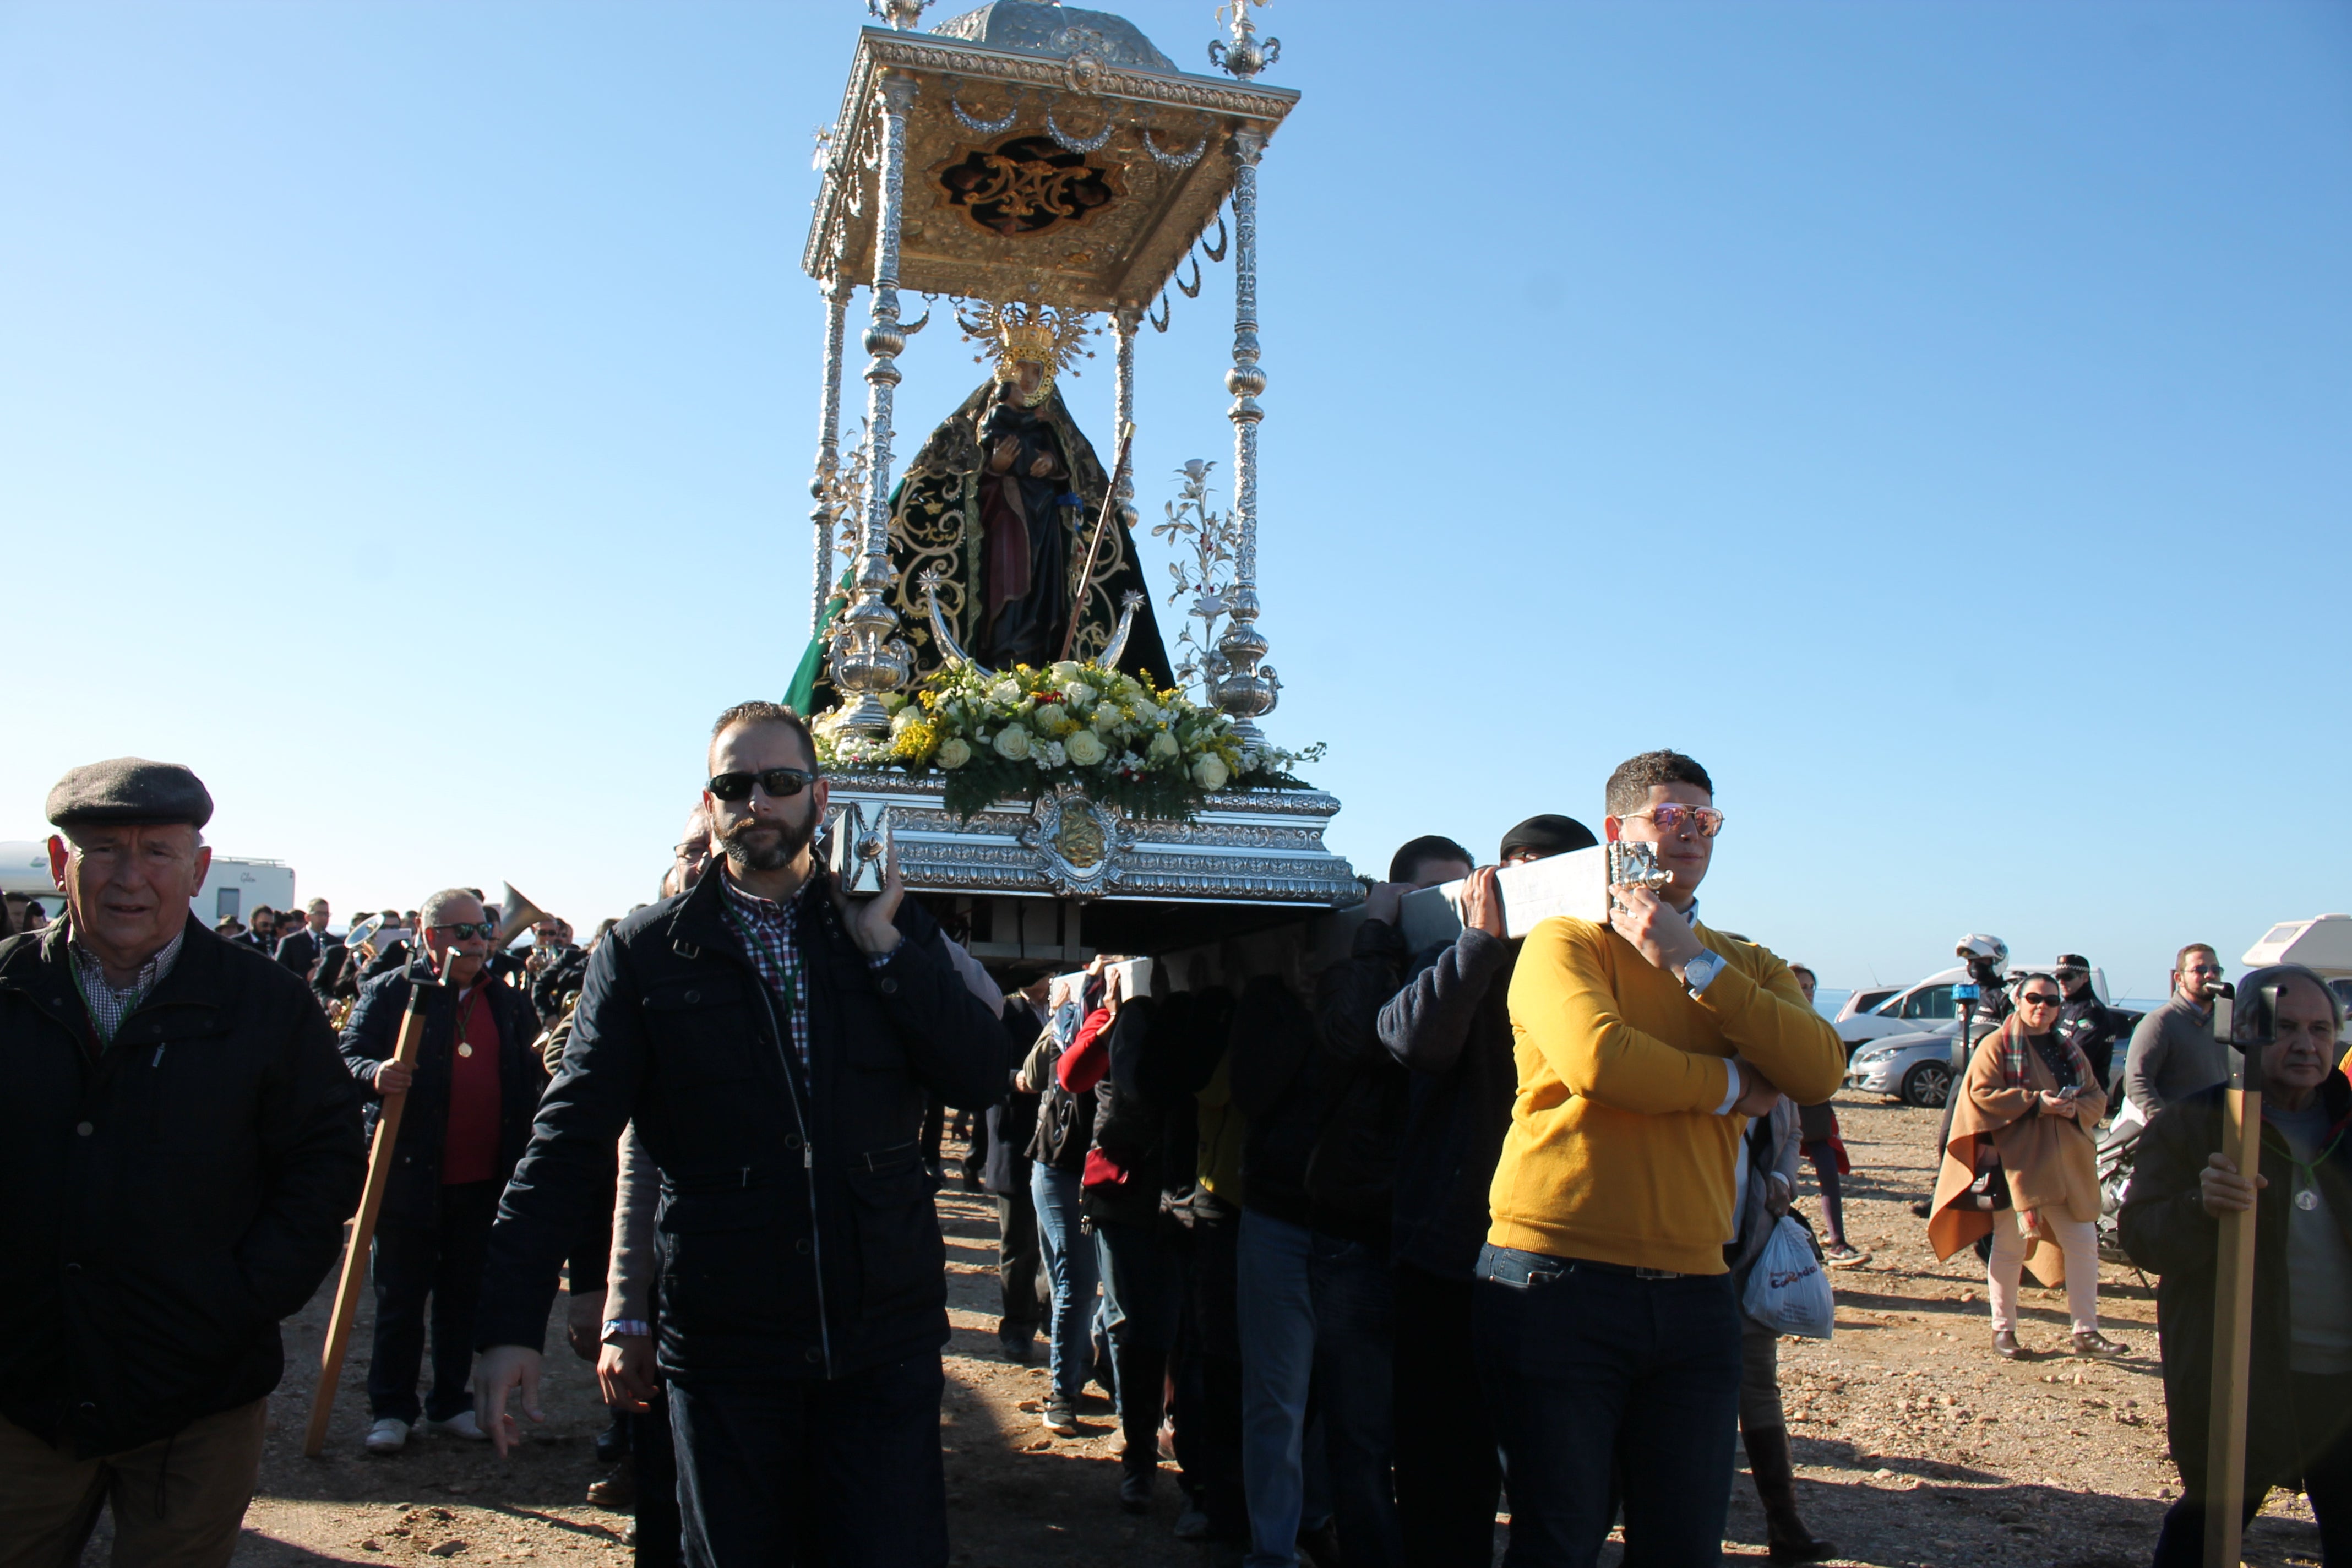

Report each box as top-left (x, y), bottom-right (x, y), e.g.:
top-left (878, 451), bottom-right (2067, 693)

top-left (1928, 971), bottom-right (2127, 1358)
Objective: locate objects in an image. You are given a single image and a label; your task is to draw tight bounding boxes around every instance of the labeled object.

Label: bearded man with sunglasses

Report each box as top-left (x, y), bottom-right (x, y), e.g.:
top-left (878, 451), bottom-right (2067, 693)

top-left (339, 886), bottom-right (548, 1453)
top-left (469, 700), bottom-right (1008, 1567)
top-left (1475, 749), bottom-right (1846, 1567)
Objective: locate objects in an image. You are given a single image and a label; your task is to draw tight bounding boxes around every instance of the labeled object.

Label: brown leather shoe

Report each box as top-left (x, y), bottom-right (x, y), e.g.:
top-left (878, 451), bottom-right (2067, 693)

top-left (2072, 1329), bottom-right (2127, 1358)
top-left (1992, 1330), bottom-right (2023, 1360)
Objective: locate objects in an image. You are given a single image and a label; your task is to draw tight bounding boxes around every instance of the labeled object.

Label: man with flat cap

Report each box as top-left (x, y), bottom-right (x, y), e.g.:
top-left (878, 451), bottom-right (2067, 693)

top-left (0, 759), bottom-right (364, 1566)
top-left (1380, 812), bottom-right (1597, 1564)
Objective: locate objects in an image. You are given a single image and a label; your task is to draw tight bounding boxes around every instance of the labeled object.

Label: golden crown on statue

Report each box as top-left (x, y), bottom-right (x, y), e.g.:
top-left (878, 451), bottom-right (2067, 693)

top-left (957, 298), bottom-right (1097, 387)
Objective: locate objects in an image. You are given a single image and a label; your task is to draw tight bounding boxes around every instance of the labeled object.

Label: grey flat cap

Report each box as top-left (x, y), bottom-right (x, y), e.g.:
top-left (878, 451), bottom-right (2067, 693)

top-left (46, 758), bottom-right (214, 829)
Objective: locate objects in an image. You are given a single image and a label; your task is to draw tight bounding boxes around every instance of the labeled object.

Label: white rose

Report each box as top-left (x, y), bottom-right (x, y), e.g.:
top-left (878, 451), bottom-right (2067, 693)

top-left (1147, 731), bottom-right (1180, 763)
top-left (1064, 729), bottom-right (1108, 766)
top-left (889, 707), bottom-right (917, 735)
top-left (1131, 699), bottom-right (1163, 725)
top-left (1050, 660), bottom-right (1084, 684)
top-left (935, 738), bottom-right (971, 770)
top-left (1191, 754), bottom-right (1229, 791)
top-left (1035, 703), bottom-right (1068, 733)
top-left (1092, 706), bottom-right (1120, 734)
top-left (990, 678), bottom-right (1023, 704)
top-left (994, 725), bottom-right (1032, 761)
top-left (1060, 681), bottom-right (1096, 712)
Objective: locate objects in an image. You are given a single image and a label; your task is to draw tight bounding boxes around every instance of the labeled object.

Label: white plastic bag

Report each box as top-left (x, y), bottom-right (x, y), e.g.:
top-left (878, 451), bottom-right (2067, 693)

top-left (1742, 1215), bottom-right (1836, 1340)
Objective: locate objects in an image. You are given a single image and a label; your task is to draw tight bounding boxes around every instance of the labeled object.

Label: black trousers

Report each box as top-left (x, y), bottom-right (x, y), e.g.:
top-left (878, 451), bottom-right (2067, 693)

top-left (2154, 1370), bottom-right (2352, 1568)
top-left (669, 1355), bottom-right (947, 1567)
top-left (1185, 1204), bottom-right (1250, 1545)
top-left (1096, 1216), bottom-right (1186, 1480)
top-left (633, 1386), bottom-right (684, 1568)
top-left (995, 1177), bottom-right (1046, 1340)
top-left (1395, 1261), bottom-right (1501, 1567)
top-left (368, 1179), bottom-right (499, 1423)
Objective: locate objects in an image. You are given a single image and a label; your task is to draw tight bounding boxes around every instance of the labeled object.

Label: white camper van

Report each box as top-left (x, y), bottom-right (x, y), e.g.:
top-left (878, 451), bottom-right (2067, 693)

top-left (2243, 914), bottom-right (2352, 1017)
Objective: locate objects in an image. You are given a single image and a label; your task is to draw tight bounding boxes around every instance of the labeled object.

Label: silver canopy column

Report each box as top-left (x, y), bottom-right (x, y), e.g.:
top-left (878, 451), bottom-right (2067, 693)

top-left (1211, 127), bottom-right (1276, 742)
top-left (826, 69), bottom-right (919, 735)
top-left (808, 275), bottom-right (854, 634)
top-left (1111, 304), bottom-right (1141, 528)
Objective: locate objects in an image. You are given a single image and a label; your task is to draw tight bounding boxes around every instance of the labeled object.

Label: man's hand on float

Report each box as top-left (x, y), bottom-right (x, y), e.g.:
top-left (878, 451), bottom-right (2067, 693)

top-left (596, 1336), bottom-right (658, 1413)
top-left (834, 840), bottom-right (906, 960)
top-left (1608, 883), bottom-right (1705, 976)
top-left (472, 1346), bottom-right (545, 1458)
top-left (1364, 881), bottom-right (1410, 925)
top-left (1460, 867), bottom-right (1504, 939)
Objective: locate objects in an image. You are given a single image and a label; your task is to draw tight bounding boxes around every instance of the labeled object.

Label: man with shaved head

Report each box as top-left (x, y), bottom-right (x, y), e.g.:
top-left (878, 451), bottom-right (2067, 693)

top-left (471, 700), bottom-right (1008, 1566)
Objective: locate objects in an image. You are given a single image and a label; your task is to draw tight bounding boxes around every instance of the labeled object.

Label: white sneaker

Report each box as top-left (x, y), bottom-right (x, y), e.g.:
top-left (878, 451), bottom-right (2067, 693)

top-left (364, 1417), bottom-right (410, 1454)
top-left (424, 1409), bottom-right (491, 1442)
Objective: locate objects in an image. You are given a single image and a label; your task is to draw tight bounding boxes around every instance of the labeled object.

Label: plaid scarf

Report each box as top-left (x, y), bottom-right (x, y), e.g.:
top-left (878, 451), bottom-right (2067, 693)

top-left (1998, 1018), bottom-right (2082, 1091)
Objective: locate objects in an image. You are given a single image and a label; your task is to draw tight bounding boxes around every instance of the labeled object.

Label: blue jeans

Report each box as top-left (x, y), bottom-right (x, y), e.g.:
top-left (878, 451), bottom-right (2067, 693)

top-left (1473, 1244), bottom-right (1742, 1567)
top-left (1238, 1210), bottom-right (1402, 1568)
top-left (668, 1355), bottom-right (945, 1567)
top-left (1031, 1162), bottom-right (1099, 1411)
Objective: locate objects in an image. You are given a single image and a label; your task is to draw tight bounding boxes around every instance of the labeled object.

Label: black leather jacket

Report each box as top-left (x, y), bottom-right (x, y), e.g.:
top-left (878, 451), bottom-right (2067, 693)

top-left (471, 867), bottom-right (1008, 1381)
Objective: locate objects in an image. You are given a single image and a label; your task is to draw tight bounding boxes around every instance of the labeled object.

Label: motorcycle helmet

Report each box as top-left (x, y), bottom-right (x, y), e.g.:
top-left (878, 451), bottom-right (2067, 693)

top-left (1955, 933), bottom-right (2009, 966)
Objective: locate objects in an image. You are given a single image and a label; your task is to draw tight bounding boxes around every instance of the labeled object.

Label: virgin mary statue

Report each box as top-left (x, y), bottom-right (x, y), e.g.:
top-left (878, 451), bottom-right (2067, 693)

top-left (793, 301), bottom-right (1173, 714)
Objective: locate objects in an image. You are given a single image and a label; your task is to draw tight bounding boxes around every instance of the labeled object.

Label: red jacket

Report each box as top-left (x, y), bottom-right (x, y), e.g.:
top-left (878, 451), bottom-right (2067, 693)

top-left (1057, 1005), bottom-right (1128, 1189)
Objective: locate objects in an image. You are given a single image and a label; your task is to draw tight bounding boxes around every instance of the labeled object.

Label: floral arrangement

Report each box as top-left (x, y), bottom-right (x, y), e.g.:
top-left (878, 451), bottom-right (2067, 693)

top-left (813, 658), bottom-right (1321, 823)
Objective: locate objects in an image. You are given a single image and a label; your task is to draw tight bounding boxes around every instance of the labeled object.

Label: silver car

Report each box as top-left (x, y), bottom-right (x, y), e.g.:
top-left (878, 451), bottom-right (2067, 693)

top-left (1845, 1028), bottom-right (1961, 1108)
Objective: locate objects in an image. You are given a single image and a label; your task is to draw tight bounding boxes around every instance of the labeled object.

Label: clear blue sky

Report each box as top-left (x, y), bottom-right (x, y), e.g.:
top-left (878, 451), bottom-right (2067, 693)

top-left (4, 1), bottom-right (2346, 999)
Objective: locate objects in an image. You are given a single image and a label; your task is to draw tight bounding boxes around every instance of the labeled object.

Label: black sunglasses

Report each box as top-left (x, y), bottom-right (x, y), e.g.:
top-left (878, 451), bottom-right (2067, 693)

top-left (428, 921), bottom-right (498, 941)
top-left (707, 767), bottom-right (816, 803)
top-left (2019, 992), bottom-right (2063, 1007)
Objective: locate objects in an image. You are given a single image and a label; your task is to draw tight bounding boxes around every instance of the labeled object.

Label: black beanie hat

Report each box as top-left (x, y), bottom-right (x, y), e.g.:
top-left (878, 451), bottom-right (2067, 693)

top-left (1498, 814), bottom-right (1598, 861)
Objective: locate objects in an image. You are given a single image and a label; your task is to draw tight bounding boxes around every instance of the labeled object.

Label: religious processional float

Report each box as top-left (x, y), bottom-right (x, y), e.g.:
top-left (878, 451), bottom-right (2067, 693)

top-left (788, 0), bottom-right (1378, 973)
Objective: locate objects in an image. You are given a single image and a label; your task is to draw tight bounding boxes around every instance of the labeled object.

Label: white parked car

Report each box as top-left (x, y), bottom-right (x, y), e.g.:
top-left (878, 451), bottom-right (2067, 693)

top-left (1836, 963), bottom-right (2114, 1054)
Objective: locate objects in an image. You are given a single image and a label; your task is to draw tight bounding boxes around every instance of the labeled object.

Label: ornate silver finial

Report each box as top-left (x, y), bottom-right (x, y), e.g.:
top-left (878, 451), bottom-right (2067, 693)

top-left (1208, 0), bottom-right (1279, 80)
top-left (867, 0), bottom-right (932, 29)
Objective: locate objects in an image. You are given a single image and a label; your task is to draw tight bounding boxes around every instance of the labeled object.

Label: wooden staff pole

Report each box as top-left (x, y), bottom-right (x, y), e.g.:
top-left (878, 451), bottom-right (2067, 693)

top-left (1059, 421), bottom-right (1135, 665)
top-left (2203, 984), bottom-right (2271, 1568)
top-left (304, 982), bottom-right (439, 1458)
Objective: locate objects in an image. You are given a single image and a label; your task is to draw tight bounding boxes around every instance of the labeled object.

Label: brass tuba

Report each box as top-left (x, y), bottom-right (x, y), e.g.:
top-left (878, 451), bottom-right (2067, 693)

top-left (493, 882), bottom-right (551, 951)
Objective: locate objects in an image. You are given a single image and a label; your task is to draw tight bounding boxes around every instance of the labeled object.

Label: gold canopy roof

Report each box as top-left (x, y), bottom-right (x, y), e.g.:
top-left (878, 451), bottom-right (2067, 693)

top-left (803, 3), bottom-right (1297, 312)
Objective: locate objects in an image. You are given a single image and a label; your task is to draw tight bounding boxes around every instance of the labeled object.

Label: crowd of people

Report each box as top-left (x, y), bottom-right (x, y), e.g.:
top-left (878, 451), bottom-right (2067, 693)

top-left (3, 725), bottom-right (2349, 1568)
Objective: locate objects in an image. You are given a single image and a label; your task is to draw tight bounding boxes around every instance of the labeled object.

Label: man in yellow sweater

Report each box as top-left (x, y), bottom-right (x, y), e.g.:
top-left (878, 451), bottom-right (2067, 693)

top-left (1474, 749), bottom-right (1845, 1566)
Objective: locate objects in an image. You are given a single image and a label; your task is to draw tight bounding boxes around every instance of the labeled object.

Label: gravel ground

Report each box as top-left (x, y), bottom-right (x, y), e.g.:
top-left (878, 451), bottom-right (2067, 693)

top-left (98, 1091), bottom-right (2324, 1566)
